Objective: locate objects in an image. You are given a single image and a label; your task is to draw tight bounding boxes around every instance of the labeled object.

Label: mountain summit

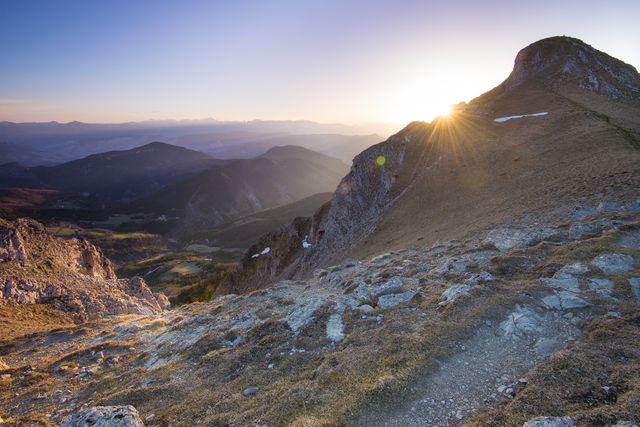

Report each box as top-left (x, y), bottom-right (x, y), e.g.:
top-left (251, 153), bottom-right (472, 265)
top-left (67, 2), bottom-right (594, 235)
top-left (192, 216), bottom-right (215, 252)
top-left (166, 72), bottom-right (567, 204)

top-left (475, 36), bottom-right (640, 105)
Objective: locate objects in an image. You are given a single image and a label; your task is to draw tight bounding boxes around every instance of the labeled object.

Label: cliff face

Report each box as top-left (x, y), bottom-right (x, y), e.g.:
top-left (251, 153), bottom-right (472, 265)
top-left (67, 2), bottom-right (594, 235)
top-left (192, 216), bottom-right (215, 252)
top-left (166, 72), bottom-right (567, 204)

top-left (0, 218), bottom-right (169, 320)
top-left (217, 123), bottom-right (427, 294)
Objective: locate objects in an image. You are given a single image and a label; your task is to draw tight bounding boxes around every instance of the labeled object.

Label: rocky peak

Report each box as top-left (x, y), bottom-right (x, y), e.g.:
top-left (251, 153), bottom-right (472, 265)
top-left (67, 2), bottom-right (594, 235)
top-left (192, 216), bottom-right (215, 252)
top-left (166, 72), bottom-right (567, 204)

top-left (0, 218), bottom-right (168, 320)
top-left (0, 218), bottom-right (115, 279)
top-left (498, 36), bottom-right (640, 99)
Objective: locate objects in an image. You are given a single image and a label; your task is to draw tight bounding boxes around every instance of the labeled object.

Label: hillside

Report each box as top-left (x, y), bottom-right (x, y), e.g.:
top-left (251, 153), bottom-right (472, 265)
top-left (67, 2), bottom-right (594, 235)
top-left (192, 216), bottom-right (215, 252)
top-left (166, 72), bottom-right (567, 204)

top-left (1, 198), bottom-right (639, 425)
top-left (223, 36), bottom-right (640, 292)
top-left (0, 142), bottom-right (219, 206)
top-left (132, 145), bottom-right (348, 238)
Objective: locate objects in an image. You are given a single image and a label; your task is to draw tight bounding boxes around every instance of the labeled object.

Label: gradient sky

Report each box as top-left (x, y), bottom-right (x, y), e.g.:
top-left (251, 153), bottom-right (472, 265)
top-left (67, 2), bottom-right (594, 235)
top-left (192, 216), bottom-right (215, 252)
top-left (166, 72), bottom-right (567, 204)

top-left (1, 0), bottom-right (639, 125)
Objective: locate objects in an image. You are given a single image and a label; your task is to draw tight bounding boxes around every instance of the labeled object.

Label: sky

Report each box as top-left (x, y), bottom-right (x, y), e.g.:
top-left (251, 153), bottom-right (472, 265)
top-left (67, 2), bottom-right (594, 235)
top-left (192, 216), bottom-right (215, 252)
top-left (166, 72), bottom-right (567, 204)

top-left (1, 0), bottom-right (639, 125)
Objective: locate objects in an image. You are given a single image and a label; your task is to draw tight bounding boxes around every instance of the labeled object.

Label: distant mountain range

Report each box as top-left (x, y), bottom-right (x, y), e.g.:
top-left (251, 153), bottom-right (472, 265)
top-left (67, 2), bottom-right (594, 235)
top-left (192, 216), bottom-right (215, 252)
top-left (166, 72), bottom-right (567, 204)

top-left (0, 142), bottom-right (219, 205)
top-left (0, 141), bottom-right (349, 242)
top-left (0, 118), bottom-right (390, 165)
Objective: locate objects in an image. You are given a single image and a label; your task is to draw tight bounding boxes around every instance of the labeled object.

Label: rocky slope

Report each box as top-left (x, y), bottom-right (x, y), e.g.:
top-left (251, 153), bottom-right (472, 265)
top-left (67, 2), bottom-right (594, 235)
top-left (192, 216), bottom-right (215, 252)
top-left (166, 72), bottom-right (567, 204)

top-left (221, 36), bottom-right (640, 295)
top-left (0, 198), bottom-right (638, 426)
top-left (0, 218), bottom-right (168, 323)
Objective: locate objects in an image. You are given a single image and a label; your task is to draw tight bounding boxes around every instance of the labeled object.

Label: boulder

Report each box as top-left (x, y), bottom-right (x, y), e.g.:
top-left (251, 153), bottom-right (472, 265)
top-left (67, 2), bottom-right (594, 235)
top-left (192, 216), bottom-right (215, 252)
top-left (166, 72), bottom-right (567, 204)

top-left (326, 314), bottom-right (345, 342)
top-left (377, 291), bottom-right (417, 309)
top-left (542, 292), bottom-right (591, 310)
top-left (60, 405), bottom-right (144, 427)
top-left (439, 284), bottom-right (472, 306)
top-left (522, 416), bottom-right (573, 427)
top-left (373, 277), bottom-right (405, 298)
top-left (592, 253), bottom-right (634, 274)
top-left (500, 305), bottom-right (543, 339)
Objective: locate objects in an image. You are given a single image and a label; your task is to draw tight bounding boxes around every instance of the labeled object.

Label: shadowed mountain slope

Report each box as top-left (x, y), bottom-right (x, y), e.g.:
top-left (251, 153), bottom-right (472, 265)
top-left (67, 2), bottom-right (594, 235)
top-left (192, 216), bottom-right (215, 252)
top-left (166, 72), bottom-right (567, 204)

top-left (132, 145), bottom-right (348, 236)
top-left (0, 142), bottom-right (219, 205)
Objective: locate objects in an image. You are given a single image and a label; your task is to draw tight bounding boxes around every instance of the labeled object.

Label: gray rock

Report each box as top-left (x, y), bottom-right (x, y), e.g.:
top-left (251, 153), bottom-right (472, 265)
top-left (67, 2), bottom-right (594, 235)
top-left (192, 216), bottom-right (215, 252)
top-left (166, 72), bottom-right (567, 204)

top-left (500, 305), bottom-right (543, 339)
top-left (353, 283), bottom-right (373, 304)
top-left (243, 386), bottom-right (259, 397)
top-left (627, 197), bottom-right (640, 213)
top-left (597, 201), bottom-right (625, 213)
top-left (60, 405), bottom-right (144, 427)
top-left (587, 278), bottom-right (614, 298)
top-left (629, 277), bottom-right (640, 298)
top-left (373, 276), bottom-right (405, 298)
top-left (522, 416), bottom-right (573, 427)
top-left (567, 220), bottom-right (622, 239)
top-left (544, 276), bottom-right (580, 293)
top-left (618, 230), bottom-right (640, 250)
top-left (555, 263), bottom-right (589, 277)
top-left (613, 421), bottom-right (639, 427)
top-left (483, 227), bottom-right (558, 251)
top-left (326, 314), bottom-right (345, 342)
top-left (439, 284), bottom-right (472, 306)
top-left (571, 204), bottom-right (596, 220)
top-left (285, 298), bottom-right (323, 334)
top-left (356, 304), bottom-right (374, 312)
top-left (592, 253), bottom-right (635, 274)
top-left (542, 292), bottom-right (591, 310)
top-left (377, 291), bottom-right (417, 309)
top-left (464, 271), bottom-right (496, 286)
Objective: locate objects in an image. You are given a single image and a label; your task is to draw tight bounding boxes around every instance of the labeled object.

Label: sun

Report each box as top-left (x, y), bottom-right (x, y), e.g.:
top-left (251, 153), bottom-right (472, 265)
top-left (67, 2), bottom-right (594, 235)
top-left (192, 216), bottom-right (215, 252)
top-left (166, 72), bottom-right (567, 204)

top-left (393, 101), bottom-right (453, 124)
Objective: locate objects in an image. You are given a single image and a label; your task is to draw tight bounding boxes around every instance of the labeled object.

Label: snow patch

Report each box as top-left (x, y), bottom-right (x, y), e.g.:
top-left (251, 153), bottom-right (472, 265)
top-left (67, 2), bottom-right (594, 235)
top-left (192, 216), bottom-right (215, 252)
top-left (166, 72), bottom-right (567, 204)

top-left (251, 247), bottom-right (271, 258)
top-left (302, 235), bottom-right (312, 249)
top-left (494, 112), bottom-right (548, 123)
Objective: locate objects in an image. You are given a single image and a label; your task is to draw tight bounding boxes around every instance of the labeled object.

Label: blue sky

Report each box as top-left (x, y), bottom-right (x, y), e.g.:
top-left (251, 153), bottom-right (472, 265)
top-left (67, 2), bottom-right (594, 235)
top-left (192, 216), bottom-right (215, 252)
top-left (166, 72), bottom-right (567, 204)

top-left (1, 0), bottom-right (639, 124)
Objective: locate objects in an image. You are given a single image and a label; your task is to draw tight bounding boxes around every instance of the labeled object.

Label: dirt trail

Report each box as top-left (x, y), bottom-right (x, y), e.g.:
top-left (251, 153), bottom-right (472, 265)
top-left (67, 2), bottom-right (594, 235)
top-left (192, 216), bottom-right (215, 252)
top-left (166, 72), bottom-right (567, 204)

top-left (356, 301), bottom-right (580, 427)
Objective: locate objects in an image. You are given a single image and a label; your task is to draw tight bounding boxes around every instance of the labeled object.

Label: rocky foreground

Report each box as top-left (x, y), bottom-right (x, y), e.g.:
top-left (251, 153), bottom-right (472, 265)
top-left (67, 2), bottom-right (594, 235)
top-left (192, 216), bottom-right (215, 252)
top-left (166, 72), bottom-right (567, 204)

top-left (0, 198), bottom-right (639, 426)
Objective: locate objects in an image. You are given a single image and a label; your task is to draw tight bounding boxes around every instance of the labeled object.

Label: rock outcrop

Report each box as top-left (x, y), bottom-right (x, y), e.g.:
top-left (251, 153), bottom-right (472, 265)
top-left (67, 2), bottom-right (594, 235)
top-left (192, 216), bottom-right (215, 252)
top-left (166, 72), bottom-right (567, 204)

top-left (60, 405), bottom-right (144, 427)
top-left (0, 218), bottom-right (168, 320)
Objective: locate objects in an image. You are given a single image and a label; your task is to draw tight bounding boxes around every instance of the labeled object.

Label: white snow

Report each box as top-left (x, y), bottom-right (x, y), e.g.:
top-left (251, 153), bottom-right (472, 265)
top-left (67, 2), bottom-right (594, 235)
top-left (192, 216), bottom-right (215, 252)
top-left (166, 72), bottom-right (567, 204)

top-left (494, 112), bottom-right (548, 123)
top-left (302, 235), bottom-right (313, 249)
top-left (251, 247), bottom-right (271, 258)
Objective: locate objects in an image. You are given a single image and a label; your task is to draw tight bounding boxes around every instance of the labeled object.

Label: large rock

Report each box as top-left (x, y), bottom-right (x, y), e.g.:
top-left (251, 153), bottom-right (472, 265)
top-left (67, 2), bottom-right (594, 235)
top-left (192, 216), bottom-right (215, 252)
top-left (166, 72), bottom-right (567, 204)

top-left (60, 405), bottom-right (144, 427)
top-left (0, 218), bottom-right (168, 320)
top-left (377, 291), bottom-right (417, 309)
top-left (592, 253), bottom-right (635, 274)
top-left (439, 284), bottom-right (472, 306)
top-left (522, 416), bottom-right (574, 427)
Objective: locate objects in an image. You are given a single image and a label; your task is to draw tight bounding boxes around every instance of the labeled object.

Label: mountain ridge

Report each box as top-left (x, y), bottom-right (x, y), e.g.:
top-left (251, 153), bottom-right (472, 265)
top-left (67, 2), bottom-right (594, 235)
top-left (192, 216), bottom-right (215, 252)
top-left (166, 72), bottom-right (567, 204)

top-left (220, 36), bottom-right (640, 294)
